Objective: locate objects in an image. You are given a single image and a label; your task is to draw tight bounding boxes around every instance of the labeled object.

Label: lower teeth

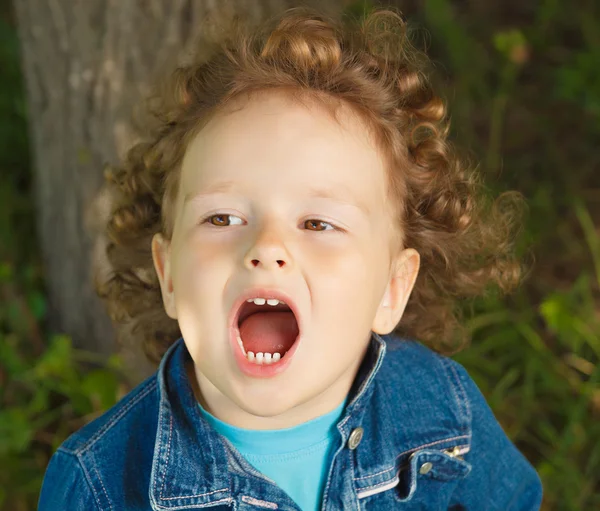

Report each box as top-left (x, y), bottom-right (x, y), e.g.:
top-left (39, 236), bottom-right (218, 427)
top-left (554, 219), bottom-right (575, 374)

top-left (247, 351), bottom-right (281, 364)
top-left (237, 335), bottom-right (283, 365)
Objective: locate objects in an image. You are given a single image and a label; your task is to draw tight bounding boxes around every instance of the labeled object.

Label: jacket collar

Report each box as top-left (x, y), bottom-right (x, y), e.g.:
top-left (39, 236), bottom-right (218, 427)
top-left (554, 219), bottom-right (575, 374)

top-left (149, 337), bottom-right (234, 510)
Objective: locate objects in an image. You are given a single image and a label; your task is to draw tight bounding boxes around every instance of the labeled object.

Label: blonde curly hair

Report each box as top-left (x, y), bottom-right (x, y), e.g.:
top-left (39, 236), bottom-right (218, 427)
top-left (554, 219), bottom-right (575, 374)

top-left (97, 6), bottom-right (525, 365)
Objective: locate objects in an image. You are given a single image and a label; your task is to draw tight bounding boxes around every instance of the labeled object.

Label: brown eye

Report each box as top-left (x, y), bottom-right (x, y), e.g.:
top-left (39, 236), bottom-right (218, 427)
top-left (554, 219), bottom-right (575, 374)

top-left (304, 219), bottom-right (333, 231)
top-left (210, 214), bottom-right (229, 226)
top-left (206, 214), bottom-right (243, 227)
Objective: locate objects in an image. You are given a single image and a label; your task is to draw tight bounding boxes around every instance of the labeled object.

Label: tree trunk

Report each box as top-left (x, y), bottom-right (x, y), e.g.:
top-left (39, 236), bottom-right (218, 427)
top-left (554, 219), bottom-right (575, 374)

top-left (14, 0), bottom-right (346, 379)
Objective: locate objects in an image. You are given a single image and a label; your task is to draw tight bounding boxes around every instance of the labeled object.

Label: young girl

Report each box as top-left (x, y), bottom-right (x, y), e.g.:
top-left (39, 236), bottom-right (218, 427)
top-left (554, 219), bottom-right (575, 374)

top-left (39, 7), bottom-right (543, 510)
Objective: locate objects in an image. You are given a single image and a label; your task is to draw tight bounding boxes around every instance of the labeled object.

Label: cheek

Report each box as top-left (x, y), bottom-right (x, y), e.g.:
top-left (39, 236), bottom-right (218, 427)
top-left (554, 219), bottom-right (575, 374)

top-left (305, 237), bottom-right (380, 283)
top-left (172, 238), bottom-right (235, 297)
top-left (306, 240), bottom-right (387, 318)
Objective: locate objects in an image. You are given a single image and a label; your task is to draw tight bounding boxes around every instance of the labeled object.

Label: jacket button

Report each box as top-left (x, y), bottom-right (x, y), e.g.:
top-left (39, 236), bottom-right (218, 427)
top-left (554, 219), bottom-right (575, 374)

top-left (419, 462), bottom-right (433, 475)
top-left (347, 427), bottom-right (364, 450)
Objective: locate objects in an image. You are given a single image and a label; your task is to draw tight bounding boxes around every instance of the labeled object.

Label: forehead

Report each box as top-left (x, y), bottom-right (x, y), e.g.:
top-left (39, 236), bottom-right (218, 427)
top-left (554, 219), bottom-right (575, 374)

top-left (178, 90), bottom-right (389, 208)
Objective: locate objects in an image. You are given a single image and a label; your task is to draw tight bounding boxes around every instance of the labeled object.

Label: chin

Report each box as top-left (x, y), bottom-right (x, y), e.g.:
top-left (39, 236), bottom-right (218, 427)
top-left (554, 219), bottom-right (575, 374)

top-left (234, 395), bottom-right (299, 420)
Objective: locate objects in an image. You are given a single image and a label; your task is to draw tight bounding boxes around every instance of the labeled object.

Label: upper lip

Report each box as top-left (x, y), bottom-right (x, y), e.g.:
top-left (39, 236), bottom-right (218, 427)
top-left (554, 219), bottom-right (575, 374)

top-left (229, 287), bottom-right (303, 334)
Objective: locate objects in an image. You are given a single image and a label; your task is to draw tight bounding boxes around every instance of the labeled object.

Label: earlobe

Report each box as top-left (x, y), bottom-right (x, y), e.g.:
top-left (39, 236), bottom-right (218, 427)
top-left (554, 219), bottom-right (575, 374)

top-left (151, 233), bottom-right (178, 319)
top-left (372, 248), bottom-right (420, 335)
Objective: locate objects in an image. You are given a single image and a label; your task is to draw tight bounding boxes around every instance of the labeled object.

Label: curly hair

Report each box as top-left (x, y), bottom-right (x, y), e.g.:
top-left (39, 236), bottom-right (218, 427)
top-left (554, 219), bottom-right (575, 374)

top-left (97, 6), bottom-right (525, 365)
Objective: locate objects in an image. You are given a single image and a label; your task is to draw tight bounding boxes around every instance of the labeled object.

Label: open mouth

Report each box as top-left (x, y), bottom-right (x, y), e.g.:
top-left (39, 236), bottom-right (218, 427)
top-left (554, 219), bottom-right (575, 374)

top-left (233, 296), bottom-right (300, 366)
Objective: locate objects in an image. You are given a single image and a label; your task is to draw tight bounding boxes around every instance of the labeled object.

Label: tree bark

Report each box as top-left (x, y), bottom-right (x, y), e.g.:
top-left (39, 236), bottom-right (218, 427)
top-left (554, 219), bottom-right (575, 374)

top-left (14, 0), bottom-right (346, 378)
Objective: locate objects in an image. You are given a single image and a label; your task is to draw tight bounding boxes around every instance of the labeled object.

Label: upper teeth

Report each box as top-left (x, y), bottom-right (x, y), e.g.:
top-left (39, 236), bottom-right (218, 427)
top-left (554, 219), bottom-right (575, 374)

top-left (247, 298), bottom-right (285, 306)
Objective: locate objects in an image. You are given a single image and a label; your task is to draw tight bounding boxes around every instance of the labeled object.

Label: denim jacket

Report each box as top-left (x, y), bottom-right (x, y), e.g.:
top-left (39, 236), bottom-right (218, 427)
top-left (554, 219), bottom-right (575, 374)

top-left (38, 333), bottom-right (543, 510)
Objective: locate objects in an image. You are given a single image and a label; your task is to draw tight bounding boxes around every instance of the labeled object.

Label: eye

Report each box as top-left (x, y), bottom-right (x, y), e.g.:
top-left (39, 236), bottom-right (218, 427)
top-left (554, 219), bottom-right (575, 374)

top-left (205, 214), bottom-right (244, 227)
top-left (304, 219), bottom-right (335, 231)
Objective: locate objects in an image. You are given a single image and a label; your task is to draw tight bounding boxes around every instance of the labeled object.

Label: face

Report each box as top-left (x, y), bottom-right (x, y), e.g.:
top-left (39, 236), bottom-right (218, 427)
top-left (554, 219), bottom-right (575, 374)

top-left (152, 91), bottom-right (420, 429)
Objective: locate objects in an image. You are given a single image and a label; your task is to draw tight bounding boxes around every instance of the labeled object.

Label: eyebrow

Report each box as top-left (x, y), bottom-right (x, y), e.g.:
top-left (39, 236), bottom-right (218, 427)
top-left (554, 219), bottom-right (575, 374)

top-left (184, 181), bottom-right (236, 204)
top-left (184, 180), bottom-right (370, 215)
top-left (305, 185), bottom-right (371, 215)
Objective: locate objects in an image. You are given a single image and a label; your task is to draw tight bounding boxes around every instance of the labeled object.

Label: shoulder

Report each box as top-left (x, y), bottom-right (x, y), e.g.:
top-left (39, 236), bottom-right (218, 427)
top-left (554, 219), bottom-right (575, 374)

top-left (38, 374), bottom-right (160, 510)
top-left (378, 334), bottom-right (472, 425)
top-left (38, 449), bottom-right (100, 510)
top-left (382, 332), bottom-right (462, 372)
top-left (58, 373), bottom-right (159, 455)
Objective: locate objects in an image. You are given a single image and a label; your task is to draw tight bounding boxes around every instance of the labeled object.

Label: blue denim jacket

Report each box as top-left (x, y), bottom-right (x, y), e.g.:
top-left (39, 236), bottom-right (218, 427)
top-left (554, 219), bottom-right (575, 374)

top-left (38, 333), bottom-right (543, 510)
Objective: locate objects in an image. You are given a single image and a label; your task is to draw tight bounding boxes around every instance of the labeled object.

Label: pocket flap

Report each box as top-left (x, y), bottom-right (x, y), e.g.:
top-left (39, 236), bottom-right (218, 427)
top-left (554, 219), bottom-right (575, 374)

top-left (408, 448), bottom-right (472, 481)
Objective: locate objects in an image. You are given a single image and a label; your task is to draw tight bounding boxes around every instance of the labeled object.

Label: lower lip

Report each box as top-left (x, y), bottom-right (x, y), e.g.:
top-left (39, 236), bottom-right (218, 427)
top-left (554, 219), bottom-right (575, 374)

top-left (230, 326), bottom-right (301, 378)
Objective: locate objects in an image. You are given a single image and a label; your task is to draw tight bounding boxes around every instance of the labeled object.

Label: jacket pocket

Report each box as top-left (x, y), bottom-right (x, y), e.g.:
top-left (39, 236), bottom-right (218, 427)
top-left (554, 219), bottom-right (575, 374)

top-left (357, 446), bottom-right (472, 510)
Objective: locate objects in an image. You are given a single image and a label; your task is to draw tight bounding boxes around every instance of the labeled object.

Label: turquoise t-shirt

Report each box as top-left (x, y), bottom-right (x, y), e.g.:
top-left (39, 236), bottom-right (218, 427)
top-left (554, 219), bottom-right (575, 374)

top-left (198, 400), bottom-right (346, 511)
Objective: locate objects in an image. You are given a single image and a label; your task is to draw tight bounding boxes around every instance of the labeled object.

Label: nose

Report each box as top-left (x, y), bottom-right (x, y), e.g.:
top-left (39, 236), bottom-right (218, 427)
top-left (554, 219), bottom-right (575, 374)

top-left (243, 221), bottom-right (293, 272)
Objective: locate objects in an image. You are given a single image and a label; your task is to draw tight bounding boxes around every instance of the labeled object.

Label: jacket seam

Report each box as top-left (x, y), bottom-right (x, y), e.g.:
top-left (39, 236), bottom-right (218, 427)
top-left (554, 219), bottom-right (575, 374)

top-left (76, 451), bottom-right (103, 510)
top-left (152, 497), bottom-right (234, 509)
top-left (92, 463), bottom-right (113, 511)
top-left (393, 436), bottom-right (471, 462)
top-left (61, 378), bottom-right (158, 455)
top-left (447, 359), bottom-right (471, 422)
top-left (154, 401), bottom-right (233, 501)
top-left (439, 356), bottom-right (471, 434)
top-left (159, 488), bottom-right (231, 501)
top-left (159, 414), bottom-right (174, 499)
top-left (358, 475), bottom-right (400, 493)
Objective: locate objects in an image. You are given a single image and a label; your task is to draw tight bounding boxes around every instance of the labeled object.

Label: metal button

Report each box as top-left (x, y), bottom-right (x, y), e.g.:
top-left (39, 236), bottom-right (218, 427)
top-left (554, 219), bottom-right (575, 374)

top-left (347, 427), bottom-right (364, 450)
top-left (419, 462), bottom-right (433, 475)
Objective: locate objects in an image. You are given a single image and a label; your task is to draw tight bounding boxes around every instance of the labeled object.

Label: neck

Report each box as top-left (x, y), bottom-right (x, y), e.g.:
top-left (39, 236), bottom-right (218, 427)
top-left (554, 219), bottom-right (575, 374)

top-left (185, 354), bottom-right (364, 430)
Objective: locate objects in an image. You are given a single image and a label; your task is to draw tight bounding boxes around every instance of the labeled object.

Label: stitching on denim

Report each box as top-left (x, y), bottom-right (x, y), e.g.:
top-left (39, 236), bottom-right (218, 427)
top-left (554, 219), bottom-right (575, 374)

top-left (93, 464), bottom-right (113, 511)
top-left (155, 416), bottom-right (231, 502)
top-left (393, 436), bottom-right (471, 461)
top-left (153, 497), bottom-right (234, 509)
top-left (338, 414), bottom-right (351, 429)
top-left (447, 360), bottom-right (471, 425)
top-left (159, 414), bottom-right (173, 499)
top-left (347, 418), bottom-right (360, 511)
top-left (159, 488), bottom-right (230, 500)
top-left (353, 435), bottom-right (470, 481)
top-left (438, 357), bottom-right (467, 427)
top-left (354, 464), bottom-right (395, 481)
top-left (357, 475), bottom-right (400, 492)
top-left (77, 379), bottom-right (157, 454)
top-left (77, 453), bottom-right (104, 510)
top-left (347, 334), bottom-right (386, 408)
top-left (357, 476), bottom-right (400, 499)
top-left (241, 495), bottom-right (278, 509)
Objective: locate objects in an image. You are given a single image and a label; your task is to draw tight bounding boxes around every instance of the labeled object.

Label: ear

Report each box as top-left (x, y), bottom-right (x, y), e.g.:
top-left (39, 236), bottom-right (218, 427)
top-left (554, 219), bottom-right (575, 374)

top-left (151, 233), bottom-right (178, 319)
top-left (372, 248), bottom-right (420, 335)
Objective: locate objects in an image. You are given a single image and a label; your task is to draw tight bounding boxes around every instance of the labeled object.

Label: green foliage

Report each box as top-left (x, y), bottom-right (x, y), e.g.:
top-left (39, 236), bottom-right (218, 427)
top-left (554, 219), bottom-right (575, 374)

top-left (454, 258), bottom-right (600, 509)
top-left (0, 311), bottom-right (125, 510)
top-left (555, 49), bottom-right (600, 116)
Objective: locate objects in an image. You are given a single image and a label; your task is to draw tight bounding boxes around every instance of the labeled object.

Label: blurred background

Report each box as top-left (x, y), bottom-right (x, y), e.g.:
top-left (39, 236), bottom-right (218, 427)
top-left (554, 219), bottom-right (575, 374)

top-left (1, 0), bottom-right (598, 509)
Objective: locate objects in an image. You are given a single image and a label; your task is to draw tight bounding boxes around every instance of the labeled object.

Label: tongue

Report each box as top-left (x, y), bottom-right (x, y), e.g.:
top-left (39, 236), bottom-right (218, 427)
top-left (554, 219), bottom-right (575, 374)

top-left (239, 311), bottom-right (299, 355)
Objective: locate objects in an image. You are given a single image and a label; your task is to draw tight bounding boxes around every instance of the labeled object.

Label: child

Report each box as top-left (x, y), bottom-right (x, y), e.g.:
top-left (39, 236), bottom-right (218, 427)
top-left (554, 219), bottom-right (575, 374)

top-left (39, 6), bottom-right (543, 510)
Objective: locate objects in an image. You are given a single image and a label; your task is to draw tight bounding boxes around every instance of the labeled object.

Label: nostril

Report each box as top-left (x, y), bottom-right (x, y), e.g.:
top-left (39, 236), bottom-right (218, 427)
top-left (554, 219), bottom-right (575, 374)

top-left (250, 259), bottom-right (286, 268)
